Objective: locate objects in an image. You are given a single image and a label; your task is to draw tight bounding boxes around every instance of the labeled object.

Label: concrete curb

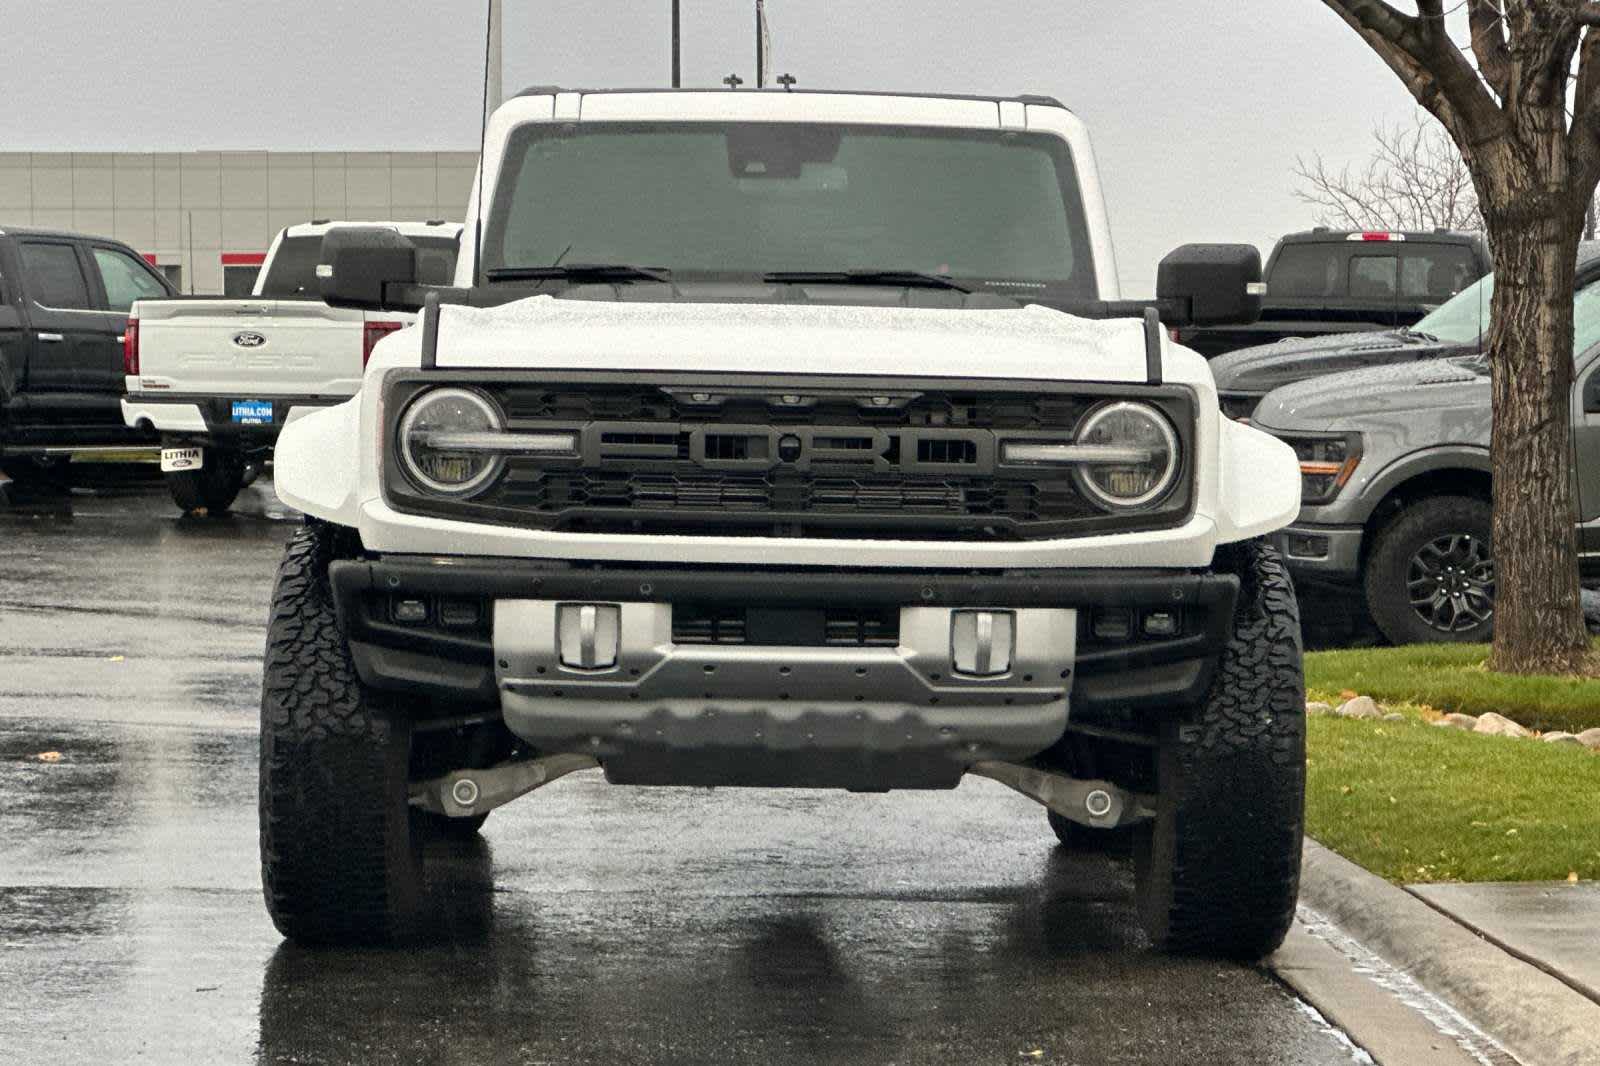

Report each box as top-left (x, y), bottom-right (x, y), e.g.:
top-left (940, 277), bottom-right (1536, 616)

top-left (1295, 839), bottom-right (1600, 1066)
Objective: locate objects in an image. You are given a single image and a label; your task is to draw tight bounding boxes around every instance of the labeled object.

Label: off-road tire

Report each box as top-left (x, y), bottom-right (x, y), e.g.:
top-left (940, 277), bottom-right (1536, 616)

top-left (166, 447), bottom-right (246, 514)
top-left (1365, 496), bottom-right (1494, 646)
top-left (1134, 539), bottom-right (1305, 960)
top-left (259, 523), bottom-right (424, 945)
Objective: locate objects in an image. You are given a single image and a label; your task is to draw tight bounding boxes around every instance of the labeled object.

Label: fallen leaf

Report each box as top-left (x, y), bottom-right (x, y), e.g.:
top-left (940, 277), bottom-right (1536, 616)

top-left (107, 655), bottom-right (125, 663)
top-left (37, 752), bottom-right (62, 763)
top-left (1340, 689), bottom-right (1359, 701)
top-left (1569, 871), bottom-right (1581, 884)
top-left (1021, 1052), bottom-right (1045, 1060)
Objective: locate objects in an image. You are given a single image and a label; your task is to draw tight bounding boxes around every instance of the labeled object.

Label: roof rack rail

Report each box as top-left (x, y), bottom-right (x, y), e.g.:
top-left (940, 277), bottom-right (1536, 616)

top-left (516, 85), bottom-right (567, 98)
top-left (1015, 94), bottom-right (1067, 108)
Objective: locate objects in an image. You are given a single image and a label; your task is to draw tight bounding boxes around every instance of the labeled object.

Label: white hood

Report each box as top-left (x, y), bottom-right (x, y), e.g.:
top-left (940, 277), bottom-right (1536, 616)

top-left (374, 295), bottom-right (1160, 385)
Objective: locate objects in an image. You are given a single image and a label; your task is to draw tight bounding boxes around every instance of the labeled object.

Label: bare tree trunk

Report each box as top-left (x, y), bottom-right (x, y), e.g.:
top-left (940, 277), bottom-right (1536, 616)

top-left (1484, 204), bottom-right (1591, 673)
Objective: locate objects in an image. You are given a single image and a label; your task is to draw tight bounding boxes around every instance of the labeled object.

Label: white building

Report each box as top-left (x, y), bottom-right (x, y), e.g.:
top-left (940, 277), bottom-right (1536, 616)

top-left (0, 151), bottom-right (478, 294)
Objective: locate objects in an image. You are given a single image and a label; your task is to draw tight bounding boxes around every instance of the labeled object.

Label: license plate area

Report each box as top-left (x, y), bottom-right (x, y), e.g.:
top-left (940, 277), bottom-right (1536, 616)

top-left (160, 447), bottom-right (203, 473)
top-left (231, 400), bottom-right (274, 425)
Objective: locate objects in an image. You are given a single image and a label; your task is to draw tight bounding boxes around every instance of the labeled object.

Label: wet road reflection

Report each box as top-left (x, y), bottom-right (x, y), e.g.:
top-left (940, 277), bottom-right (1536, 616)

top-left (1, 470), bottom-right (1358, 1065)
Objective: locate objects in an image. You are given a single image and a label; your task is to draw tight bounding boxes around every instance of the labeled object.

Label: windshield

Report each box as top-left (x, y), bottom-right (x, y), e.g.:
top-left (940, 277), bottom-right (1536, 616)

top-left (1415, 272), bottom-right (1493, 344)
top-left (259, 233), bottom-right (460, 297)
top-left (482, 122), bottom-right (1098, 297)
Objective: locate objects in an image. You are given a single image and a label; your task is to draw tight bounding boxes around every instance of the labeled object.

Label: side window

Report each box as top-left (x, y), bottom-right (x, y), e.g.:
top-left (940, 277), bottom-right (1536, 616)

top-left (92, 247), bottom-right (168, 313)
top-left (1400, 247), bottom-right (1477, 302)
top-left (1572, 281), bottom-right (1600, 357)
top-left (19, 241), bottom-right (92, 310)
top-left (1349, 255), bottom-right (1398, 300)
top-left (1268, 245), bottom-right (1345, 298)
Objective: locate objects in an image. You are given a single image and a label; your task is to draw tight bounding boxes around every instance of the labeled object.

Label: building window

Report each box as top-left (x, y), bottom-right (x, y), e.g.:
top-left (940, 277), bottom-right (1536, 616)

top-left (221, 253), bottom-right (267, 297)
top-left (223, 266), bottom-right (261, 296)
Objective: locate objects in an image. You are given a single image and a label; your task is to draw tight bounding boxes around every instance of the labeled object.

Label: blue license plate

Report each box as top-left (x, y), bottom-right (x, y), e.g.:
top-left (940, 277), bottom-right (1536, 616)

top-left (231, 400), bottom-right (274, 425)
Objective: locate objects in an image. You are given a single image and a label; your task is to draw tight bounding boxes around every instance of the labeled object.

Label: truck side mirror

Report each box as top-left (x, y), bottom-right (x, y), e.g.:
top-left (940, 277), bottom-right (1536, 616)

top-left (1157, 244), bottom-right (1264, 326)
top-left (319, 228), bottom-right (419, 311)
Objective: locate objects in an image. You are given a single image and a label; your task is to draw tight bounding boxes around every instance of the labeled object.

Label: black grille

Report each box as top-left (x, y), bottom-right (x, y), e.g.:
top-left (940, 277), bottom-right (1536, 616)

top-left (495, 470), bottom-right (1098, 538)
top-left (674, 605), bottom-right (900, 646)
top-left (384, 377), bottom-right (1195, 541)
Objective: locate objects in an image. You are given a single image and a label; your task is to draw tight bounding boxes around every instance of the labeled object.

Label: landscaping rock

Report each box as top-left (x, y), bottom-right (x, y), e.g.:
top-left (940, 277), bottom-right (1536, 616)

top-left (1473, 712), bottom-right (1532, 738)
top-left (1382, 713), bottom-right (1406, 722)
top-left (1576, 728), bottom-right (1600, 750)
top-left (1306, 701), bottom-right (1334, 717)
top-left (1542, 732), bottom-right (1584, 748)
top-left (1433, 713), bottom-right (1478, 730)
top-left (1336, 696), bottom-right (1382, 720)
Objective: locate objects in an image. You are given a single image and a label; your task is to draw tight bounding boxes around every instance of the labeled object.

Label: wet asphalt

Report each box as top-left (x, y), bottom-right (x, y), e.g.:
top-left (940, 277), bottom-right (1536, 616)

top-left (0, 466), bottom-right (1364, 1066)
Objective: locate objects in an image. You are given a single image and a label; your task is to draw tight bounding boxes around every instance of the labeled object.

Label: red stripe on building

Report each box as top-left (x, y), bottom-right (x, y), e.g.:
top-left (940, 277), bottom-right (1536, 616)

top-left (220, 252), bottom-right (267, 267)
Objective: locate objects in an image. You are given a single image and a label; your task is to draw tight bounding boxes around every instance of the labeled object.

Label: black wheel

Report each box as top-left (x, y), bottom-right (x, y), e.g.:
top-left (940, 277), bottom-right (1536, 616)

top-left (1134, 539), bottom-right (1305, 960)
top-left (419, 811), bottom-right (489, 840)
top-left (165, 447), bottom-right (246, 513)
top-left (259, 523), bottom-right (424, 945)
top-left (1047, 810), bottom-right (1134, 855)
top-left (1364, 496), bottom-right (1494, 645)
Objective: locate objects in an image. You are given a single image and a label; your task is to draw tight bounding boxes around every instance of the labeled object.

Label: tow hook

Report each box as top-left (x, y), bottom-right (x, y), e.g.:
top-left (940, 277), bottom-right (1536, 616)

top-left (968, 761), bottom-right (1153, 829)
top-left (410, 753), bottom-right (600, 818)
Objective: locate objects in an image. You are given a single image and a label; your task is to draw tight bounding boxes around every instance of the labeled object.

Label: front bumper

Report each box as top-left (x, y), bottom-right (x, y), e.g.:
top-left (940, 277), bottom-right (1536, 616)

top-left (329, 559), bottom-right (1239, 787)
top-left (1275, 523), bottom-right (1365, 583)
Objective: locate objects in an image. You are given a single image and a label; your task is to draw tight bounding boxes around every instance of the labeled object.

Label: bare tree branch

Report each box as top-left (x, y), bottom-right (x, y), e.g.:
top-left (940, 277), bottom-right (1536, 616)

top-left (1467, 0), bottom-right (1513, 96)
top-left (1321, 0), bottom-right (1508, 145)
top-left (1293, 115), bottom-right (1486, 230)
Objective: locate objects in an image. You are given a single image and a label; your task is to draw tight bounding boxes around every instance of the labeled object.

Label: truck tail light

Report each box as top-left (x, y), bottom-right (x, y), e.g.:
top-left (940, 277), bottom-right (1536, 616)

top-left (1348, 231), bottom-right (1405, 242)
top-left (123, 317), bottom-right (140, 376)
top-left (363, 321), bottom-right (404, 366)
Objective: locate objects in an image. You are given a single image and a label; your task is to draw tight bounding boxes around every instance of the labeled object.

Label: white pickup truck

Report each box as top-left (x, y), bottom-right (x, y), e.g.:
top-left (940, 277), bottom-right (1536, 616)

top-left (121, 220), bottom-right (462, 513)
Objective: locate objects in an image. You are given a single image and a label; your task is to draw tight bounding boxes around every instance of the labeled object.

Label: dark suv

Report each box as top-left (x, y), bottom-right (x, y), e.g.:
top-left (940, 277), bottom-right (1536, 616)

top-left (0, 225), bottom-right (176, 481)
top-left (1176, 228), bottom-right (1490, 359)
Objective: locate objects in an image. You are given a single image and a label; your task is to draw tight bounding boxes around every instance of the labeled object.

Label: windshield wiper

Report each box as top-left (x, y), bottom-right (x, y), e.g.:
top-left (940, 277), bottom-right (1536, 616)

top-left (485, 263), bottom-right (674, 284)
top-left (764, 269), bottom-right (974, 294)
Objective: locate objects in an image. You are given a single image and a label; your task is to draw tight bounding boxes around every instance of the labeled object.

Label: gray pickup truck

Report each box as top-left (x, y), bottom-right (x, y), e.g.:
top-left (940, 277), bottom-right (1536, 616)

top-left (1252, 242), bottom-right (1600, 645)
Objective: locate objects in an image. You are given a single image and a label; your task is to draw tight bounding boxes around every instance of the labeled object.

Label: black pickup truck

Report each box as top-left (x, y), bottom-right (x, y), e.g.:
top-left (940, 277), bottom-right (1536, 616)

top-left (0, 225), bottom-right (175, 482)
top-left (1175, 228), bottom-right (1490, 359)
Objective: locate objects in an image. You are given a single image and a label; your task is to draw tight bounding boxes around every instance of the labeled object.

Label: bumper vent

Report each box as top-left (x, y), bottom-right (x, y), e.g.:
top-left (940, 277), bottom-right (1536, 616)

top-left (673, 605), bottom-right (900, 647)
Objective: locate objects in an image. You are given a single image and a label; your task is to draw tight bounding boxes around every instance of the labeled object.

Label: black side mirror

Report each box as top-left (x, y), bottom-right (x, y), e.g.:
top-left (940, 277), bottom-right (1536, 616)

top-left (1157, 244), bottom-right (1263, 326)
top-left (319, 228), bottom-right (419, 311)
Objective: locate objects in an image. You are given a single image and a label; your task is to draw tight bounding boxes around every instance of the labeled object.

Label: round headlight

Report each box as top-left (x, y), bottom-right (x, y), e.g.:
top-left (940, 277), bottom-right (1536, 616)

top-left (398, 388), bottom-right (504, 496)
top-left (1074, 401), bottom-right (1180, 510)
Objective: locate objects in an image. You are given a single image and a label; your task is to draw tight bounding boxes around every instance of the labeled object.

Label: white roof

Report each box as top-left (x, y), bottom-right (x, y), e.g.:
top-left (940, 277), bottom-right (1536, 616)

top-left (281, 220), bottom-right (463, 240)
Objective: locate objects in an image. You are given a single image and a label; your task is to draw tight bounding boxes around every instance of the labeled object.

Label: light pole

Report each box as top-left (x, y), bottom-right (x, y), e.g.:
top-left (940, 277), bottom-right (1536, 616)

top-left (756, 0), bottom-right (767, 88)
top-left (672, 0), bottom-right (682, 88)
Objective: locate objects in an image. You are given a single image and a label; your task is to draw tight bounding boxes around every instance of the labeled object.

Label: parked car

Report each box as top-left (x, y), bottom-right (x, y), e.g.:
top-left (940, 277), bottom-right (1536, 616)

top-left (258, 86), bottom-right (1306, 961)
top-left (1253, 242), bottom-right (1600, 645)
top-left (1176, 228), bottom-right (1490, 359)
top-left (1211, 265), bottom-right (1493, 421)
top-left (0, 225), bottom-right (176, 482)
top-left (122, 220), bottom-right (462, 513)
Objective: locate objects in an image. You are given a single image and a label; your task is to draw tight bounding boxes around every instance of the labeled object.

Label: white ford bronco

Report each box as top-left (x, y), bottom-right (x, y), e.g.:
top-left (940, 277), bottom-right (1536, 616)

top-left (261, 88), bottom-right (1305, 960)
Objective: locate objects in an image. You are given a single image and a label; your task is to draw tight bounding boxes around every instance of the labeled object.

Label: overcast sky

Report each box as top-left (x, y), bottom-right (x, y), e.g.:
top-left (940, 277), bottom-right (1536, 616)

top-left (1, 1), bottom-right (1437, 292)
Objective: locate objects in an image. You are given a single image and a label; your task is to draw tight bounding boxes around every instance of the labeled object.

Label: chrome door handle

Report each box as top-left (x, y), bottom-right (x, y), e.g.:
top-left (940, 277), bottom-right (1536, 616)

top-left (37, 332), bottom-right (65, 343)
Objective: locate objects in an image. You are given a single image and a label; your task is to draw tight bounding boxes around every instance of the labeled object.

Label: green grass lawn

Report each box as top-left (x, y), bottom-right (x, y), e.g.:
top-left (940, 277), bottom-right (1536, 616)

top-left (1305, 639), bottom-right (1600, 734)
top-left (1307, 710), bottom-right (1600, 883)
